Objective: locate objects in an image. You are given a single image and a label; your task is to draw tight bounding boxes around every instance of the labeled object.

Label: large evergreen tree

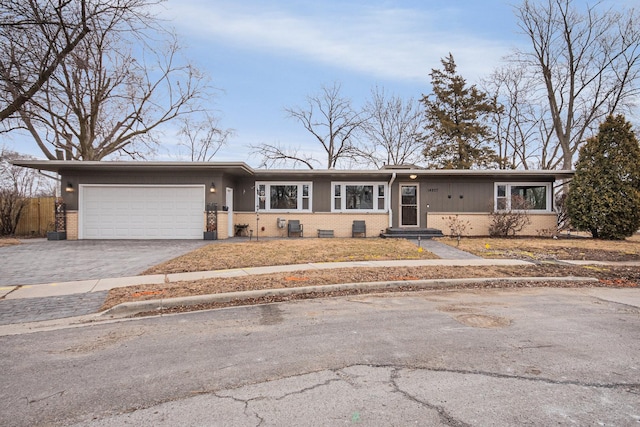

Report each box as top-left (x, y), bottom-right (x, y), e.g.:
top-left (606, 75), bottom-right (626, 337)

top-left (566, 114), bottom-right (640, 240)
top-left (421, 54), bottom-right (501, 169)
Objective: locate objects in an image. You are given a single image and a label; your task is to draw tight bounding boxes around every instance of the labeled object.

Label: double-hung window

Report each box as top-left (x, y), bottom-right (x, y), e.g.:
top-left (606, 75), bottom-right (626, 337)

top-left (495, 183), bottom-right (551, 212)
top-left (332, 182), bottom-right (387, 212)
top-left (256, 182), bottom-right (312, 211)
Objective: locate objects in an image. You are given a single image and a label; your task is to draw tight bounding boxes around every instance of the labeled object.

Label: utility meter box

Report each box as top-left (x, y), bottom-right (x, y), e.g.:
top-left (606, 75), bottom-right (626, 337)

top-left (277, 218), bottom-right (286, 228)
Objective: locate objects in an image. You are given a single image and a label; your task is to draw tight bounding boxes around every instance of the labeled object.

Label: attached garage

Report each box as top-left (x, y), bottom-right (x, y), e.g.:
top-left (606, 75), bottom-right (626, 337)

top-left (79, 185), bottom-right (205, 239)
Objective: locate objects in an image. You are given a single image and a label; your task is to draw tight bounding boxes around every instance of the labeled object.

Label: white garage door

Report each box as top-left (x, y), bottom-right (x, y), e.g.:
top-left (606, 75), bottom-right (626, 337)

top-left (80, 185), bottom-right (205, 239)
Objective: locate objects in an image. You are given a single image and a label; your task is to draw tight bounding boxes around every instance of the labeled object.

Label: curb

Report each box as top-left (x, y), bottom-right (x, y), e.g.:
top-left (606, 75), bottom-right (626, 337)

top-left (101, 276), bottom-right (600, 318)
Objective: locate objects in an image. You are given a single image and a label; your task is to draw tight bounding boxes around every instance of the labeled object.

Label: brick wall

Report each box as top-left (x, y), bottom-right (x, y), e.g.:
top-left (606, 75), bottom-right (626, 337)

top-left (230, 212), bottom-right (389, 238)
top-left (217, 212), bottom-right (229, 239)
top-left (429, 212), bottom-right (557, 237)
top-left (67, 211), bottom-right (78, 240)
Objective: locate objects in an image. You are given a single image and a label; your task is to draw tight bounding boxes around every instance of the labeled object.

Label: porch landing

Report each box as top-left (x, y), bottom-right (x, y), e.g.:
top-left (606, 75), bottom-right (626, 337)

top-left (381, 228), bottom-right (445, 239)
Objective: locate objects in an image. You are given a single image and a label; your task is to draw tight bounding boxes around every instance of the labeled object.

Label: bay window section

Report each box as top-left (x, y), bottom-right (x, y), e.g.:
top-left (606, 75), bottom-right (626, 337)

top-left (332, 182), bottom-right (387, 212)
top-left (256, 182), bottom-right (312, 212)
top-left (495, 183), bottom-right (551, 212)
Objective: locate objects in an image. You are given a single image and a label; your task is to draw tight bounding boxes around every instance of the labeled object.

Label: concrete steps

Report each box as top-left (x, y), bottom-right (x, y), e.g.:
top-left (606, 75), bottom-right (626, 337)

top-left (380, 227), bottom-right (445, 239)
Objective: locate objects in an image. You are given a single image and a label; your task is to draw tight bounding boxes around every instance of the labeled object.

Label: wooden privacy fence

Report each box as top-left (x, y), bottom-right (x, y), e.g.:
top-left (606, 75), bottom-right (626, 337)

top-left (15, 197), bottom-right (56, 237)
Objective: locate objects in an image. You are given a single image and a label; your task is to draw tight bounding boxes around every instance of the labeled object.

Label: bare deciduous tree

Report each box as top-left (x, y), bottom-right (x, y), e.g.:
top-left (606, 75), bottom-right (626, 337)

top-left (253, 82), bottom-right (364, 169)
top-left (11, 0), bottom-right (211, 161)
top-left (177, 113), bottom-right (233, 162)
top-left (513, 0), bottom-right (640, 170)
top-left (0, 0), bottom-right (90, 122)
top-left (252, 143), bottom-right (318, 169)
top-left (357, 87), bottom-right (424, 168)
top-left (484, 64), bottom-right (552, 169)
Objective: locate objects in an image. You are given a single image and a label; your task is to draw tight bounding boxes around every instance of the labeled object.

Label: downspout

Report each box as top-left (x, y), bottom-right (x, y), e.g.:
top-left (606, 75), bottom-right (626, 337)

top-left (388, 172), bottom-right (396, 228)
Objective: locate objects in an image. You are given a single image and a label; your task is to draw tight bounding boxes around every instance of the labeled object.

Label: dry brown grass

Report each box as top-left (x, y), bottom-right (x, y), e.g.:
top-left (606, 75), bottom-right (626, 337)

top-left (0, 238), bottom-right (21, 248)
top-left (103, 263), bottom-right (640, 311)
top-left (437, 234), bottom-right (640, 261)
top-left (143, 238), bottom-right (437, 275)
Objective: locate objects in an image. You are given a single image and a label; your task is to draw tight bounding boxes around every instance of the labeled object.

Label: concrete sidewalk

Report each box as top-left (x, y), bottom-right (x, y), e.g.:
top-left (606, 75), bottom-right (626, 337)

top-left (4, 256), bottom-right (640, 302)
top-left (2, 258), bottom-right (533, 300)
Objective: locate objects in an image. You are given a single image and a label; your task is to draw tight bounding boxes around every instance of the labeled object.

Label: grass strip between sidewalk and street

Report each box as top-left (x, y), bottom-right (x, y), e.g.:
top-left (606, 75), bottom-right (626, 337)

top-left (99, 236), bottom-right (640, 313)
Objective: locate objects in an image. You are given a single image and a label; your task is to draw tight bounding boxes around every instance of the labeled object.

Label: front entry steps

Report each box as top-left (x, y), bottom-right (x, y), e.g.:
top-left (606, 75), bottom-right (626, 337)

top-left (380, 227), bottom-right (444, 239)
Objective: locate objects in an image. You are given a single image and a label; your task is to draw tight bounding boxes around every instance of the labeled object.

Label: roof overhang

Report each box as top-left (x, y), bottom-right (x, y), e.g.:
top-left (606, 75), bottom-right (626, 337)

top-left (11, 161), bottom-right (574, 181)
top-left (11, 160), bottom-right (255, 177)
top-left (253, 168), bottom-right (575, 181)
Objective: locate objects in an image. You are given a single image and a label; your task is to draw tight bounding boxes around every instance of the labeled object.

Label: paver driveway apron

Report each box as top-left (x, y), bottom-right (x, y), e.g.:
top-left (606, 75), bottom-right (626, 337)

top-left (0, 239), bottom-right (211, 286)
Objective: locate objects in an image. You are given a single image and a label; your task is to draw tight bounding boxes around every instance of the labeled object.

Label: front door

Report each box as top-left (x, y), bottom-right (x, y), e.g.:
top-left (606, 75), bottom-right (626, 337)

top-left (400, 184), bottom-right (419, 226)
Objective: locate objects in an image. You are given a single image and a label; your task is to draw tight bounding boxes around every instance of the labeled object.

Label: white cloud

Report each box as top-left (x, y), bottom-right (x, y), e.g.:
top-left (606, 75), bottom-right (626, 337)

top-left (159, 0), bottom-right (512, 83)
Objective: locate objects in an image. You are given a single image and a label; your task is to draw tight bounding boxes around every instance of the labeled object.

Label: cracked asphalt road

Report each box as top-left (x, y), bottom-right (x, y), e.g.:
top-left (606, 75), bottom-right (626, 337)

top-left (2, 287), bottom-right (639, 426)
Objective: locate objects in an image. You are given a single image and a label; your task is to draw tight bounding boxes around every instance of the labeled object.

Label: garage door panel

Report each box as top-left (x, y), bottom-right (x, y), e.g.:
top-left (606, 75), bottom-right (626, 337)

top-left (81, 186), bottom-right (205, 240)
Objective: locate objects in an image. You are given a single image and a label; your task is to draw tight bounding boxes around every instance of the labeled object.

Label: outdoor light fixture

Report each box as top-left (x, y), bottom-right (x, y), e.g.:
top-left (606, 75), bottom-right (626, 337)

top-left (209, 182), bottom-right (216, 193)
top-left (65, 182), bottom-right (74, 193)
top-left (409, 174), bottom-right (417, 180)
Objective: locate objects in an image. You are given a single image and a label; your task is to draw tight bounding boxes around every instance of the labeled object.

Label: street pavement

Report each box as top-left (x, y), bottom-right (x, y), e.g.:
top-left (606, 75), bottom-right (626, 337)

top-left (1, 287), bottom-right (639, 426)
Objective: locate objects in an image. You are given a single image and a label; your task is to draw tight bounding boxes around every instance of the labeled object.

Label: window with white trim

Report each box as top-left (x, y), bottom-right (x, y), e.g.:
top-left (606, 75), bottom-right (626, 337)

top-left (256, 182), bottom-right (312, 211)
top-left (495, 183), bottom-right (551, 212)
top-left (332, 182), bottom-right (387, 212)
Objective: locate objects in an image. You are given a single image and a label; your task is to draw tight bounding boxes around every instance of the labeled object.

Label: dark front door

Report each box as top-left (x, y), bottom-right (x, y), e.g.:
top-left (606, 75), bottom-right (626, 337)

top-left (400, 184), bottom-right (419, 226)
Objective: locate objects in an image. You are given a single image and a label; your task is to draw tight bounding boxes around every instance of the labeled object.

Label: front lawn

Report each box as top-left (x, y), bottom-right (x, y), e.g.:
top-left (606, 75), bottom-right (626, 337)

top-left (437, 235), bottom-right (640, 261)
top-left (100, 236), bottom-right (640, 314)
top-left (143, 238), bottom-right (438, 275)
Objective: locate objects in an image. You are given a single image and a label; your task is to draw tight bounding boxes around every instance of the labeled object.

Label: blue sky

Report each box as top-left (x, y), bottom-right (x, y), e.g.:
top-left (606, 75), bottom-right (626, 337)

top-left (6, 0), bottom-right (633, 166)
top-left (155, 0), bottom-right (522, 165)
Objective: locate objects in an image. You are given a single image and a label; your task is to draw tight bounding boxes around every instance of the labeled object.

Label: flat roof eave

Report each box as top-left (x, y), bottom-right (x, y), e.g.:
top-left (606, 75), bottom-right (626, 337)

top-left (11, 160), bottom-right (574, 180)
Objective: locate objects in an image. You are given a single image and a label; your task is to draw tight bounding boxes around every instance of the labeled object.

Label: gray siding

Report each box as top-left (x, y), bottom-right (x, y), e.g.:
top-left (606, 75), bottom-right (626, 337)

top-left (312, 178), bottom-right (332, 212)
top-left (61, 170), bottom-right (229, 211)
top-left (60, 167), bottom-right (557, 226)
top-left (422, 180), bottom-right (494, 212)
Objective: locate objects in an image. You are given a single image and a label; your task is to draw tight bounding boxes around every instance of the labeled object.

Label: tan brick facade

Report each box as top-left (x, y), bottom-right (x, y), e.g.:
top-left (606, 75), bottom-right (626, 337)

top-left (429, 212), bottom-right (557, 237)
top-left (68, 209), bottom-right (557, 240)
top-left (217, 212), bottom-right (229, 239)
top-left (67, 211), bottom-right (78, 240)
top-left (228, 212), bottom-right (389, 238)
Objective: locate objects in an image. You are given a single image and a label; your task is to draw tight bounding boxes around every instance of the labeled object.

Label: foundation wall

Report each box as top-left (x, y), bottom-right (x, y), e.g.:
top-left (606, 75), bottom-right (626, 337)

top-left (67, 210), bottom-right (557, 240)
top-left (67, 211), bottom-right (78, 240)
top-left (428, 212), bottom-right (557, 237)
top-left (230, 212), bottom-right (389, 238)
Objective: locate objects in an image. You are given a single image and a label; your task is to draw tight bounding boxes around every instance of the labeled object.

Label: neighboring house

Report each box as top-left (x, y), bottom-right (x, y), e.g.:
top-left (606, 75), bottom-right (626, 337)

top-left (12, 161), bottom-right (573, 240)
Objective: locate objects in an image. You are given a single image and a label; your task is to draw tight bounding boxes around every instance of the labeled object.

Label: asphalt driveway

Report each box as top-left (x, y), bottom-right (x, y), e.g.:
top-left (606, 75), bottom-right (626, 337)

top-left (0, 239), bottom-right (212, 286)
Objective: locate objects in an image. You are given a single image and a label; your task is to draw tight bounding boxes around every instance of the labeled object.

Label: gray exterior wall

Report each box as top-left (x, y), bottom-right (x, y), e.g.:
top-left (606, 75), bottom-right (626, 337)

top-left (390, 176), bottom-right (552, 228)
top-left (59, 166), bottom-right (557, 230)
top-left (421, 179), bottom-right (495, 212)
top-left (61, 170), bottom-right (230, 211)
